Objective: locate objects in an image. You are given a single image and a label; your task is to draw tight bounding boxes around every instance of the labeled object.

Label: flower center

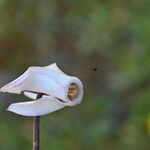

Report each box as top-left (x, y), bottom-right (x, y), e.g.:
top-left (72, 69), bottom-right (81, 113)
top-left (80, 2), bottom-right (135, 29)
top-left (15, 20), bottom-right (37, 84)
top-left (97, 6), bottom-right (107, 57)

top-left (68, 83), bottom-right (78, 100)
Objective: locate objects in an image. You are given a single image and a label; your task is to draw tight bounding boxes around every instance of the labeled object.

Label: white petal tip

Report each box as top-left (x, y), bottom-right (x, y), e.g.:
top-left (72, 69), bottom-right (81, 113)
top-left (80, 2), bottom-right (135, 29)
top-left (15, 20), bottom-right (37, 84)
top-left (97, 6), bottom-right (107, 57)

top-left (7, 107), bottom-right (10, 112)
top-left (0, 87), bottom-right (15, 94)
top-left (6, 103), bottom-right (28, 116)
top-left (7, 104), bottom-right (15, 112)
top-left (0, 87), bottom-right (7, 92)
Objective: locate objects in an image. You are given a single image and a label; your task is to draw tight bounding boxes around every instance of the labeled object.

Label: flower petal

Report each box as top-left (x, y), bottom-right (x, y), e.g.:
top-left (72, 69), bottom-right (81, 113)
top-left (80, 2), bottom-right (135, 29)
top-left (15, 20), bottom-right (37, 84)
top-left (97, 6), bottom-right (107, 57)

top-left (45, 63), bottom-right (66, 75)
top-left (23, 91), bottom-right (37, 100)
top-left (0, 67), bottom-right (63, 96)
top-left (0, 68), bottom-right (30, 93)
top-left (7, 96), bottom-right (65, 116)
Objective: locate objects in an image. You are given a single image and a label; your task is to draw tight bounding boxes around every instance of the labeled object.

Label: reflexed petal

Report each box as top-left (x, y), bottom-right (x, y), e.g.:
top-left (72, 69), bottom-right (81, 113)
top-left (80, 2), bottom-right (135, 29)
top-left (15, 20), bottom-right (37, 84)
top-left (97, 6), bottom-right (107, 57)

top-left (7, 96), bottom-right (65, 116)
top-left (23, 91), bottom-right (48, 100)
top-left (0, 68), bottom-right (63, 97)
top-left (0, 68), bottom-right (30, 93)
top-left (45, 63), bottom-right (66, 75)
top-left (23, 91), bottom-right (37, 100)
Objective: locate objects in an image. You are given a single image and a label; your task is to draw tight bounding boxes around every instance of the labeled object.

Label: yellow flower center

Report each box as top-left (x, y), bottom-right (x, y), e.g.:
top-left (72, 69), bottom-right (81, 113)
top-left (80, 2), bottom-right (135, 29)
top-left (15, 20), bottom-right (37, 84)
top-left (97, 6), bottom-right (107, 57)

top-left (68, 83), bottom-right (78, 100)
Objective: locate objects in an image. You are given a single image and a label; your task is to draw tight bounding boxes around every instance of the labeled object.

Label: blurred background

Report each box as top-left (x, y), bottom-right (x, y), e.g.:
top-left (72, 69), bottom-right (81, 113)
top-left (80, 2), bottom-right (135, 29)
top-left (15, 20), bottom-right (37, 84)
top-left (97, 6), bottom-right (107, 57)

top-left (0, 0), bottom-right (150, 150)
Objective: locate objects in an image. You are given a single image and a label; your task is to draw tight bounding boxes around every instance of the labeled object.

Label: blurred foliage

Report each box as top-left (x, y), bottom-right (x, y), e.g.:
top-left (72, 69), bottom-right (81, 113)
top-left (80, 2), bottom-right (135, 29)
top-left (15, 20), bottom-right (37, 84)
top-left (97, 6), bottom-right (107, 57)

top-left (0, 0), bottom-right (150, 150)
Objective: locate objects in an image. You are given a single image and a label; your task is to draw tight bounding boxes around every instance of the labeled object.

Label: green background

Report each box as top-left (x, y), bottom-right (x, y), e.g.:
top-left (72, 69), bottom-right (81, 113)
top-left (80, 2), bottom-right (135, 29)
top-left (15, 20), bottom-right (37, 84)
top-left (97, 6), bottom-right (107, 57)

top-left (0, 0), bottom-right (149, 149)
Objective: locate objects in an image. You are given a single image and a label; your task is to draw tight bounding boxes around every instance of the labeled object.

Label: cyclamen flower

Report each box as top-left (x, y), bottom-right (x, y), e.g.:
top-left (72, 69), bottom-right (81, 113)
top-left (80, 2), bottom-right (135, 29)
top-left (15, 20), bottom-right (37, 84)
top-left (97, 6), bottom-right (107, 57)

top-left (0, 63), bottom-right (83, 116)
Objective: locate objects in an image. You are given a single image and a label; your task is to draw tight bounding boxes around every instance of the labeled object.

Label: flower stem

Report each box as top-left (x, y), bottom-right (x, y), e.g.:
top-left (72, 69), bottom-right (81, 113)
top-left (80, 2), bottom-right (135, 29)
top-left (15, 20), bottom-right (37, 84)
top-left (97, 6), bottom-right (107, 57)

top-left (32, 93), bottom-right (43, 150)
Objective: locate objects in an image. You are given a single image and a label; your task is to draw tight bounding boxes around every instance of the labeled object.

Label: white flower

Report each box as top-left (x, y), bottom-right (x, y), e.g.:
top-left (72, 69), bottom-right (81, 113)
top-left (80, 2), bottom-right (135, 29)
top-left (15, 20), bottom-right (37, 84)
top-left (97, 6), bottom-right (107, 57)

top-left (0, 63), bottom-right (83, 116)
